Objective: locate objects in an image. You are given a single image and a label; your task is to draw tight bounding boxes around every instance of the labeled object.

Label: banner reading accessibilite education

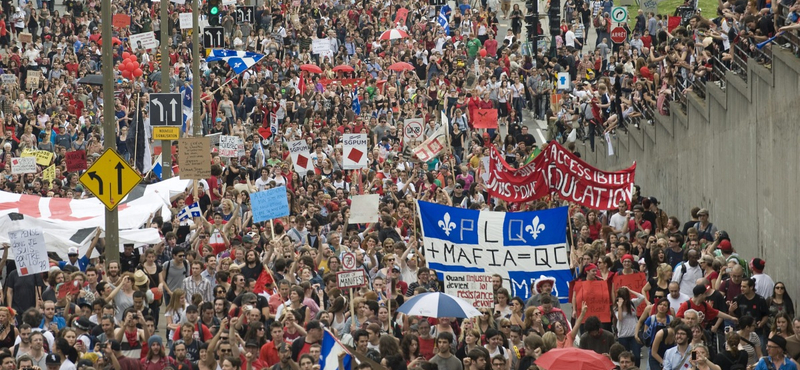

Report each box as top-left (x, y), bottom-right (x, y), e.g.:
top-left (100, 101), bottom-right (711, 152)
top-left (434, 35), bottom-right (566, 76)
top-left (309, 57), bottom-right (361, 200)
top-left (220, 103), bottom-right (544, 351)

top-left (418, 201), bottom-right (572, 302)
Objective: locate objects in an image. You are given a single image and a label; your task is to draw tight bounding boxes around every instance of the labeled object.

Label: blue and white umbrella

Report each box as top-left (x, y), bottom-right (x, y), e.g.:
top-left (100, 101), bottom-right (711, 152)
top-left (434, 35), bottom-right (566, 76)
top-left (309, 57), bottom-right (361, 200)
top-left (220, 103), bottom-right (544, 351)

top-left (396, 292), bottom-right (482, 318)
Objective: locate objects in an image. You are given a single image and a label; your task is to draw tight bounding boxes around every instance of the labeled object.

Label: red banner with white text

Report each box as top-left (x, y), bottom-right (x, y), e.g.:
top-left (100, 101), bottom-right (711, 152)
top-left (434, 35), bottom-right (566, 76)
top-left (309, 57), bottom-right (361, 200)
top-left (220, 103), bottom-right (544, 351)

top-left (485, 142), bottom-right (636, 210)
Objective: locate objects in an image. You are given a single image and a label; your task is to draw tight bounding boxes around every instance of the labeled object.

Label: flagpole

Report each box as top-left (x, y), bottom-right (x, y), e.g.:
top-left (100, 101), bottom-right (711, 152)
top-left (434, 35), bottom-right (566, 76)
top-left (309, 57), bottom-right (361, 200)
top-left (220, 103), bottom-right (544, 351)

top-left (210, 70), bottom-right (248, 96)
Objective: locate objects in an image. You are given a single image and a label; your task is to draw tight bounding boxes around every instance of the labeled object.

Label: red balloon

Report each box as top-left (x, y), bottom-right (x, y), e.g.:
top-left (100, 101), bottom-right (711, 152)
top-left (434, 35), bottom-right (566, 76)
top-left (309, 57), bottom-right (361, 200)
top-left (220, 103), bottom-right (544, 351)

top-left (120, 61), bottom-right (131, 71)
top-left (122, 70), bottom-right (132, 79)
top-left (129, 55), bottom-right (138, 62)
top-left (122, 52), bottom-right (131, 59)
top-left (132, 61), bottom-right (140, 69)
top-left (133, 68), bottom-right (143, 78)
top-left (479, 49), bottom-right (487, 57)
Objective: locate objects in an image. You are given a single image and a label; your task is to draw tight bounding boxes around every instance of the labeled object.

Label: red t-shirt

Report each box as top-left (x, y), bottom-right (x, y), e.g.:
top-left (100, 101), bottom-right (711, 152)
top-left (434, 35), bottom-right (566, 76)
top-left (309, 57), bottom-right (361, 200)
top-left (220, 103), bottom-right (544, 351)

top-left (418, 336), bottom-right (436, 360)
top-left (677, 299), bottom-right (719, 327)
top-left (628, 219), bottom-right (652, 239)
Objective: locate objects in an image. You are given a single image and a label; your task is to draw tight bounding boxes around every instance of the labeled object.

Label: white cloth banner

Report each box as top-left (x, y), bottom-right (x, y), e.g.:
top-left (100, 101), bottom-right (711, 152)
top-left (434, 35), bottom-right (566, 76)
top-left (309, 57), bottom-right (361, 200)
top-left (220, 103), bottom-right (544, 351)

top-left (287, 140), bottom-right (315, 176)
top-left (342, 134), bottom-right (368, 170)
top-left (348, 195), bottom-right (381, 224)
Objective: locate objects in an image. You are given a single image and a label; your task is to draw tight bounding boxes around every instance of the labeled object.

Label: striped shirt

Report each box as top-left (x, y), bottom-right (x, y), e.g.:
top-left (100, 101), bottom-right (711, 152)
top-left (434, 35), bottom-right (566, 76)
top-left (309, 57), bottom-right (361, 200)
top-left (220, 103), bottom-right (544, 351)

top-left (183, 276), bottom-right (214, 303)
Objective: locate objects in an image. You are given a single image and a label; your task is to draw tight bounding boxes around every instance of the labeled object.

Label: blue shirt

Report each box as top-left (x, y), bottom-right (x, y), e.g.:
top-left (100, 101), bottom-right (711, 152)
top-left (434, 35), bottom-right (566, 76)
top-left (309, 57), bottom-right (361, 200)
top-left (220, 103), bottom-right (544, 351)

top-left (663, 345), bottom-right (692, 370)
top-left (40, 316), bottom-right (66, 331)
top-left (755, 357), bottom-right (799, 370)
top-left (58, 255), bottom-right (91, 272)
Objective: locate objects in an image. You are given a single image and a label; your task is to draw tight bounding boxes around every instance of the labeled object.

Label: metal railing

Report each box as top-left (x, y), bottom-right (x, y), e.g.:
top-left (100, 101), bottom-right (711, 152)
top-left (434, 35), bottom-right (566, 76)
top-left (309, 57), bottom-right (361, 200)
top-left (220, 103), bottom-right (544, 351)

top-left (710, 56), bottom-right (729, 90)
top-left (776, 4), bottom-right (800, 53)
top-left (731, 43), bottom-right (750, 81)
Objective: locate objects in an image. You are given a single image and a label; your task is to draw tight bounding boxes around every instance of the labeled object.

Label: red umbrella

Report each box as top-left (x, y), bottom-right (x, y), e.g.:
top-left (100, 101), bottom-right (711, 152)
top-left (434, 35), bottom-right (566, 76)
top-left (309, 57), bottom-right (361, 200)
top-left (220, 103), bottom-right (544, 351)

top-left (300, 64), bottom-right (323, 74)
top-left (388, 62), bottom-right (414, 72)
top-left (98, 37), bottom-right (123, 45)
top-left (535, 348), bottom-right (615, 370)
top-left (332, 65), bottom-right (354, 73)
top-left (379, 28), bottom-right (410, 40)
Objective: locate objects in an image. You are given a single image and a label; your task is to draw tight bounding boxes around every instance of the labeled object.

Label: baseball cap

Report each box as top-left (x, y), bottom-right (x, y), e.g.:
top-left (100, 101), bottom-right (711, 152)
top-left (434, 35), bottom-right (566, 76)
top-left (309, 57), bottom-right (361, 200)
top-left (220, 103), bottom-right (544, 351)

top-left (46, 354), bottom-right (61, 365)
top-left (68, 247), bottom-right (79, 255)
top-left (245, 341), bottom-right (260, 348)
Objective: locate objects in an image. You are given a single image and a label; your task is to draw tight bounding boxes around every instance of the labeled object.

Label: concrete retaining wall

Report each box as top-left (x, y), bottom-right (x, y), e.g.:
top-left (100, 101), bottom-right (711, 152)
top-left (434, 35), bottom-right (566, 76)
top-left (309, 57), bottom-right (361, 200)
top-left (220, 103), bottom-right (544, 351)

top-left (582, 48), bottom-right (800, 301)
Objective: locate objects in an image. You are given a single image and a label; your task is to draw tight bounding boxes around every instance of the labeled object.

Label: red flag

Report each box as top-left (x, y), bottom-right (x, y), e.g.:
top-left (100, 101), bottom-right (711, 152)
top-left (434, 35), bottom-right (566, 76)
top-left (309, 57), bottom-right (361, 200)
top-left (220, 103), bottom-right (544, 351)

top-left (253, 268), bottom-right (275, 294)
top-left (473, 109), bottom-right (499, 129)
top-left (668, 16), bottom-right (681, 33)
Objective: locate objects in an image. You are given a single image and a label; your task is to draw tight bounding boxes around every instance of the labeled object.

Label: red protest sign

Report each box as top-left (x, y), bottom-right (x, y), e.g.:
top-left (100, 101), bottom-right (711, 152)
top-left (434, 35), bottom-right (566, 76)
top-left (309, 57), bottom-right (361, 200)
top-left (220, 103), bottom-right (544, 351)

top-left (57, 279), bottom-right (81, 300)
top-left (574, 280), bottom-right (611, 323)
top-left (113, 14), bottom-right (131, 29)
top-left (473, 109), bottom-right (498, 129)
top-left (396, 8), bottom-right (409, 25)
top-left (612, 272), bottom-right (648, 315)
top-left (66, 150), bottom-right (87, 172)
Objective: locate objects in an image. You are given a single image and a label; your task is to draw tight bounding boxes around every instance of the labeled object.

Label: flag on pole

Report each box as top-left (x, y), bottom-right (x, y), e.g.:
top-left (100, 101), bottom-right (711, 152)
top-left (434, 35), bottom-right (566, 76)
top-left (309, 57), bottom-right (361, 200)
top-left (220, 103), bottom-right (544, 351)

top-left (412, 124), bottom-right (447, 162)
top-left (181, 83), bottom-right (193, 134)
top-left (352, 87), bottom-right (361, 115)
top-left (438, 5), bottom-right (452, 35)
top-left (152, 154), bottom-right (163, 180)
top-left (319, 329), bottom-right (352, 370)
top-left (206, 49), bottom-right (266, 74)
top-left (177, 202), bottom-right (203, 222)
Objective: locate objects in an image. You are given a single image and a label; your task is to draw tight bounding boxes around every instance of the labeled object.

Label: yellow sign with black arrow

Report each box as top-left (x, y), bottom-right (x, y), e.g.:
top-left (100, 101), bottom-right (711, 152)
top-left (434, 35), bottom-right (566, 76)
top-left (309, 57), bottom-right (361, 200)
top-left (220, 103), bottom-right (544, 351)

top-left (79, 148), bottom-right (142, 211)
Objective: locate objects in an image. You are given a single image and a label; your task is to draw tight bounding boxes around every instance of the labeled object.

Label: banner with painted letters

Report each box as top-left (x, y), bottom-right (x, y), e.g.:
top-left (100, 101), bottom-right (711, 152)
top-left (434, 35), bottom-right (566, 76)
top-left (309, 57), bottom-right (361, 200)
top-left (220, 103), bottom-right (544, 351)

top-left (417, 201), bottom-right (572, 302)
top-left (485, 142), bottom-right (636, 210)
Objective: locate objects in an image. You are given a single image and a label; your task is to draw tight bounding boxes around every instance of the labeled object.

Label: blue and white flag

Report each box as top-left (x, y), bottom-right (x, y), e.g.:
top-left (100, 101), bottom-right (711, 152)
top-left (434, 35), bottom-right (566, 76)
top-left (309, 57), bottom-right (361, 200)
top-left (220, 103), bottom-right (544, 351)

top-left (417, 201), bottom-right (572, 302)
top-left (206, 49), bottom-right (265, 74)
top-left (438, 5), bottom-right (452, 35)
top-left (351, 87), bottom-right (361, 116)
top-left (319, 329), bottom-right (352, 370)
top-left (177, 202), bottom-right (203, 222)
top-left (152, 154), bottom-right (163, 180)
top-left (181, 83), bottom-right (193, 133)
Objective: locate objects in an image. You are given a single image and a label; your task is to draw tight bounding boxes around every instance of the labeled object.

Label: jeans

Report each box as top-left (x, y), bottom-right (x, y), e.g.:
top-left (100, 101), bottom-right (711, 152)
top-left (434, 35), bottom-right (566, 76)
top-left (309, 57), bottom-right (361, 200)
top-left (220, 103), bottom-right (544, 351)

top-left (618, 336), bottom-right (642, 367)
top-left (648, 352), bottom-right (662, 370)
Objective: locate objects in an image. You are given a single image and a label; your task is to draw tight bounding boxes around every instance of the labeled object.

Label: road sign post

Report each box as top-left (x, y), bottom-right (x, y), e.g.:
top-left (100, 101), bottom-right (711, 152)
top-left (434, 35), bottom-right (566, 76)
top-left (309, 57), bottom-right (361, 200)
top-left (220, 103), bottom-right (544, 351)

top-left (101, 0), bottom-right (119, 264)
top-left (235, 6), bottom-right (254, 23)
top-left (79, 148), bottom-right (143, 211)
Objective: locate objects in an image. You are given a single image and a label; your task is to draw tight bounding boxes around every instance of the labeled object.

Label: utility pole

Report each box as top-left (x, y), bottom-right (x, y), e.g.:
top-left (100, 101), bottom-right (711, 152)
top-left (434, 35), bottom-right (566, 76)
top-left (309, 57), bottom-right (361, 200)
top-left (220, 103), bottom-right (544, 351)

top-left (160, 0), bottom-right (173, 179)
top-left (193, 0), bottom-right (201, 137)
top-left (101, 0), bottom-right (119, 263)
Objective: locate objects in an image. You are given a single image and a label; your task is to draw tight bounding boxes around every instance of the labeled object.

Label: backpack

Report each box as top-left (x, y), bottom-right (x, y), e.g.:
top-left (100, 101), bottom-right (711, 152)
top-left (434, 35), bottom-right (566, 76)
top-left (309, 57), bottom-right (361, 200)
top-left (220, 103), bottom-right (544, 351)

top-left (644, 315), bottom-right (671, 346)
top-left (165, 259), bottom-right (190, 282)
top-left (593, 15), bottom-right (603, 28)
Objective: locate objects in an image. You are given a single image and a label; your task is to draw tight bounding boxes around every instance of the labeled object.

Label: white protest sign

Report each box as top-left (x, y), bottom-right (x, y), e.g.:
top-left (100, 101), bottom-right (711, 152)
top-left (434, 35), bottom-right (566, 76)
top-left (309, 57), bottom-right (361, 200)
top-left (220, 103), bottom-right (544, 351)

top-left (129, 32), bottom-right (159, 51)
top-left (222, 0), bottom-right (236, 4)
top-left (348, 194), bottom-right (380, 224)
top-left (481, 157), bottom-right (490, 182)
top-left (342, 134), bottom-right (368, 170)
top-left (312, 38), bottom-right (331, 55)
top-left (179, 13), bottom-right (193, 29)
top-left (11, 157), bottom-right (36, 174)
top-left (336, 270), bottom-right (368, 289)
top-left (404, 118), bottom-right (424, 144)
top-left (219, 135), bottom-right (239, 157)
top-left (1, 74), bottom-right (17, 84)
top-left (287, 140), bottom-right (315, 176)
top-left (8, 228), bottom-right (49, 276)
top-left (443, 273), bottom-right (495, 309)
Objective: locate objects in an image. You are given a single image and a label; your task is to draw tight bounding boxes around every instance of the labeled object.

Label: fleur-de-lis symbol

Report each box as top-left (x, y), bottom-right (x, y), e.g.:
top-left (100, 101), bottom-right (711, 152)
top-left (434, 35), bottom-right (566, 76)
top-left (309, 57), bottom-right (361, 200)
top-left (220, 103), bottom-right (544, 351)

top-left (525, 216), bottom-right (546, 239)
top-left (438, 212), bottom-right (457, 236)
top-left (234, 62), bottom-right (242, 68)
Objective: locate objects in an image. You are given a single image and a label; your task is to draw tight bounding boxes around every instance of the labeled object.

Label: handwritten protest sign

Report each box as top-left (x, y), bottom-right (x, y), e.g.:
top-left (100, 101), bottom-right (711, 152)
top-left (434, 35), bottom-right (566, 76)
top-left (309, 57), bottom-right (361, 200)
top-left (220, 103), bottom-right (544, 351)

top-left (58, 279), bottom-right (82, 300)
top-left (23, 149), bottom-right (54, 166)
top-left (612, 272), bottom-right (648, 315)
top-left (113, 14), bottom-right (131, 28)
top-left (396, 8), bottom-right (409, 25)
top-left (42, 165), bottom-right (56, 184)
top-left (574, 280), bottom-right (612, 323)
top-left (179, 13), bottom-right (192, 29)
top-left (250, 187), bottom-right (290, 223)
top-left (8, 228), bottom-right (49, 276)
top-left (219, 135), bottom-right (239, 157)
top-left (66, 150), bottom-right (87, 172)
top-left (444, 273), bottom-right (494, 309)
top-left (11, 157), bottom-right (36, 174)
top-left (312, 39), bottom-right (331, 56)
top-left (178, 137), bottom-right (210, 179)
top-left (349, 194), bottom-right (380, 224)
top-left (473, 109), bottom-right (499, 129)
top-left (337, 270), bottom-right (368, 289)
top-left (26, 70), bottom-right (41, 90)
top-left (1, 74), bottom-right (16, 84)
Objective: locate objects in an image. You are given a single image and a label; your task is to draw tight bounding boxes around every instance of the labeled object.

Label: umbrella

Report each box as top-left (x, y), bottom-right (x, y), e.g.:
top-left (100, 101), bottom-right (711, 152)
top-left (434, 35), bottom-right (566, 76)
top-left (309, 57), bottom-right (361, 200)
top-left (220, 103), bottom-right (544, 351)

top-left (388, 62), bottom-right (414, 72)
top-left (332, 65), bottom-right (354, 73)
top-left (77, 74), bottom-right (104, 86)
top-left (535, 348), bottom-right (615, 370)
top-left (98, 37), bottom-right (123, 45)
top-left (300, 64), bottom-right (323, 74)
top-left (379, 28), bottom-right (409, 40)
top-left (395, 292), bottom-right (481, 318)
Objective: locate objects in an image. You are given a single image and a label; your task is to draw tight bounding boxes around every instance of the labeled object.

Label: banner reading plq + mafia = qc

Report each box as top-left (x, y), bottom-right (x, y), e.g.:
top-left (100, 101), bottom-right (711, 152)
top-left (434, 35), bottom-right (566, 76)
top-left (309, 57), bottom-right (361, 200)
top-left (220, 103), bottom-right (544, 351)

top-left (417, 201), bottom-right (572, 303)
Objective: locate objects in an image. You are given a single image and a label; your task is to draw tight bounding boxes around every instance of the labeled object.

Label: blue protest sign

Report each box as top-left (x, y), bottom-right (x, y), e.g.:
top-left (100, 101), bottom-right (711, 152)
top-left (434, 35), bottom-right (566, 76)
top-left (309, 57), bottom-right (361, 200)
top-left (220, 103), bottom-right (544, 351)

top-left (250, 187), bottom-right (290, 223)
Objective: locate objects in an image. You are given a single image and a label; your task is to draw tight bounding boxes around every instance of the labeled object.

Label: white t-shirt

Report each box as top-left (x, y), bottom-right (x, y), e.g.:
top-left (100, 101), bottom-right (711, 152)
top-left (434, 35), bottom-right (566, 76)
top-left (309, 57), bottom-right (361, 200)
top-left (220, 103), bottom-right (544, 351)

top-left (609, 213), bottom-right (628, 236)
top-left (565, 30), bottom-right (576, 47)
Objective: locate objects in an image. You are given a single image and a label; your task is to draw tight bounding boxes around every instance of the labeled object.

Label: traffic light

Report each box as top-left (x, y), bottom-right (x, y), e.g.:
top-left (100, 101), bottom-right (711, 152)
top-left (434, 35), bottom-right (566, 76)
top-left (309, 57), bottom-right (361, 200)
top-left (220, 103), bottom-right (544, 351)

top-left (525, 0), bottom-right (539, 41)
top-left (208, 0), bottom-right (221, 26)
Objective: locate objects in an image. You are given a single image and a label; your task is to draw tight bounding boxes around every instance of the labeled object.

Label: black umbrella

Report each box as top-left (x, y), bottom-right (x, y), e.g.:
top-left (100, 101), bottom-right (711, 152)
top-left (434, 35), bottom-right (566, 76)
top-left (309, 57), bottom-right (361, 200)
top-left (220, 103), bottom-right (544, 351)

top-left (77, 74), bottom-right (105, 86)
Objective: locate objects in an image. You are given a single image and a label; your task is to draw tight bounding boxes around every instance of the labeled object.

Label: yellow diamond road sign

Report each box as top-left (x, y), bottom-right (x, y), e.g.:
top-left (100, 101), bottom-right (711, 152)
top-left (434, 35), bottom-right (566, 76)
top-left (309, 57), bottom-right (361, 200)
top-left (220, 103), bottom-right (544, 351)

top-left (80, 148), bottom-right (142, 211)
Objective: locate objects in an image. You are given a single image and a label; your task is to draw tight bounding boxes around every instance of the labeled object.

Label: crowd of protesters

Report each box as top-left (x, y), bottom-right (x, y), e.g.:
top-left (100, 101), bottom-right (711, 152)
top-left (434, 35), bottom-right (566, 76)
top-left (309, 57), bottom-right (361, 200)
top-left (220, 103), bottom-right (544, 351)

top-left (0, 1), bottom-right (797, 370)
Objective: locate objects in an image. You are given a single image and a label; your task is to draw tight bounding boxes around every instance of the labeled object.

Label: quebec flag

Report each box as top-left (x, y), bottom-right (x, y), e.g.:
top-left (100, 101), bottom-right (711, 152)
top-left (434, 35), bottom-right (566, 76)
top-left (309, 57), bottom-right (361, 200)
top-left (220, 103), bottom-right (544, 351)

top-left (177, 202), bottom-right (202, 222)
top-left (438, 5), bottom-right (452, 35)
top-left (319, 329), bottom-right (352, 370)
top-left (181, 83), bottom-right (192, 134)
top-left (351, 87), bottom-right (361, 116)
top-left (206, 49), bottom-right (266, 74)
top-left (417, 201), bottom-right (572, 302)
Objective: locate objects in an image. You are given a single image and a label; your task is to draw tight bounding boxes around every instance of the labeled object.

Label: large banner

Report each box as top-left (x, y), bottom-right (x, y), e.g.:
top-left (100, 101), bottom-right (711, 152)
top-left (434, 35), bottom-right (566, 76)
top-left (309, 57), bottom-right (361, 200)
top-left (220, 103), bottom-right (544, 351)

top-left (486, 142), bottom-right (636, 210)
top-left (418, 201), bottom-right (572, 302)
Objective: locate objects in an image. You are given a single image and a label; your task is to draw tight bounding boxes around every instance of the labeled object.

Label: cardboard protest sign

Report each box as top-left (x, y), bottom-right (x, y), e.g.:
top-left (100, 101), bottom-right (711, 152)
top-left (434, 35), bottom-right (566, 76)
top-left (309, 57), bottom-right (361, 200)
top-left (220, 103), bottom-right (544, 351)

top-left (66, 150), bottom-right (87, 172)
top-left (473, 109), bottom-right (498, 129)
